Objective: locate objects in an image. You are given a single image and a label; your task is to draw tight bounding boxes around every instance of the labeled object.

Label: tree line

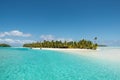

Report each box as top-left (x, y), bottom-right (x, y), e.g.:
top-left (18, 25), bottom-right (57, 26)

top-left (0, 43), bottom-right (11, 47)
top-left (23, 39), bottom-right (98, 50)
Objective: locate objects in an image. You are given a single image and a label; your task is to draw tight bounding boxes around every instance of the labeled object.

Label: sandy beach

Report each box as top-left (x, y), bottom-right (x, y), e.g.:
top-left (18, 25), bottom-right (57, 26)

top-left (32, 47), bottom-right (120, 62)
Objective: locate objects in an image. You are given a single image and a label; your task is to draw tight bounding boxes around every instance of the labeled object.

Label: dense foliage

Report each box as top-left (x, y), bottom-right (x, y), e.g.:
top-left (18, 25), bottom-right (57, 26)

top-left (23, 39), bottom-right (98, 50)
top-left (0, 44), bottom-right (11, 47)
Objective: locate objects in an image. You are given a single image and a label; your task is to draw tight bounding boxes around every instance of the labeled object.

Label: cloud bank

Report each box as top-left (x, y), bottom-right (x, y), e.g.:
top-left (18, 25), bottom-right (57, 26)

top-left (0, 30), bottom-right (33, 46)
top-left (40, 35), bottom-right (54, 41)
top-left (0, 30), bottom-right (31, 37)
top-left (40, 34), bottom-right (73, 42)
top-left (0, 30), bottom-right (120, 46)
top-left (0, 38), bottom-right (35, 45)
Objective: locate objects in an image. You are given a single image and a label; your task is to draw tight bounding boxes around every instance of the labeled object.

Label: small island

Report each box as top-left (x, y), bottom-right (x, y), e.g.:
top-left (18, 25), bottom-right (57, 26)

top-left (23, 39), bottom-right (98, 50)
top-left (98, 45), bottom-right (107, 47)
top-left (0, 43), bottom-right (11, 47)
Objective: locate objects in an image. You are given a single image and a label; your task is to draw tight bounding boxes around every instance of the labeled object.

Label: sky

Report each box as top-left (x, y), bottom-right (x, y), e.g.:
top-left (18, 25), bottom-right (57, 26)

top-left (0, 0), bottom-right (120, 46)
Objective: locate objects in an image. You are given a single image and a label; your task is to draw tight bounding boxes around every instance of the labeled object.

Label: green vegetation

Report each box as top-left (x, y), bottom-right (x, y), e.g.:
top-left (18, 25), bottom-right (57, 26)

top-left (98, 45), bottom-right (107, 47)
top-left (23, 39), bottom-right (98, 50)
top-left (0, 43), bottom-right (11, 47)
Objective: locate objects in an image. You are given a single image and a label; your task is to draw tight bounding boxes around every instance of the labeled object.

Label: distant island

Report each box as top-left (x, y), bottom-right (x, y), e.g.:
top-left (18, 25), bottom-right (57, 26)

top-left (23, 39), bottom-right (98, 50)
top-left (0, 44), bottom-right (11, 47)
top-left (98, 45), bottom-right (107, 47)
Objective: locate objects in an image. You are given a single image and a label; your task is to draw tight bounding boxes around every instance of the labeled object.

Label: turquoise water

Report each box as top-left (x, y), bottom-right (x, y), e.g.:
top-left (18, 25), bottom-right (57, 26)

top-left (0, 47), bottom-right (120, 80)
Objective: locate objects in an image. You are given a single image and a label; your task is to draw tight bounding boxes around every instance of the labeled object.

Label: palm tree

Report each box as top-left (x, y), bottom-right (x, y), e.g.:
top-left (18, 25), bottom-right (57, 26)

top-left (94, 37), bottom-right (97, 40)
top-left (23, 39), bottom-right (98, 50)
top-left (94, 37), bottom-right (97, 44)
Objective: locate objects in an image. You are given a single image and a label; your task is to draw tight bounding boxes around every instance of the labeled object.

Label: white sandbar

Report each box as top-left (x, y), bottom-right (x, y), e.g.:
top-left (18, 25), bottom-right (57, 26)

top-left (32, 47), bottom-right (120, 62)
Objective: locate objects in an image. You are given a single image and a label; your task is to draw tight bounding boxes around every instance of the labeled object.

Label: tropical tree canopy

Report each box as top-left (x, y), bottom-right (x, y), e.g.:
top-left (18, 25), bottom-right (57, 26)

top-left (23, 39), bottom-right (98, 50)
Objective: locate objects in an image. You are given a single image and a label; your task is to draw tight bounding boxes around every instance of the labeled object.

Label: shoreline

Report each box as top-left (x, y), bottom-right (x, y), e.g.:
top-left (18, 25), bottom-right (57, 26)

top-left (32, 48), bottom-right (99, 51)
top-left (32, 47), bottom-right (120, 62)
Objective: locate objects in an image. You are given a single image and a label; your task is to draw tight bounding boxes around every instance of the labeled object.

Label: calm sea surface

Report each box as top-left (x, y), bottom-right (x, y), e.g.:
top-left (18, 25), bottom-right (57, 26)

top-left (0, 47), bottom-right (120, 80)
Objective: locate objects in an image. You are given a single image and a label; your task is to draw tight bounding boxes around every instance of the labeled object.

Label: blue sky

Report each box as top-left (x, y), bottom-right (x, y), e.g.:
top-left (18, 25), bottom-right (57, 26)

top-left (0, 0), bottom-right (120, 46)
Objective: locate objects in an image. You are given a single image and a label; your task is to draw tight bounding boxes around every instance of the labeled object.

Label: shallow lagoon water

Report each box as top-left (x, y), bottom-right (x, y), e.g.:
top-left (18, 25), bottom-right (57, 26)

top-left (0, 47), bottom-right (120, 80)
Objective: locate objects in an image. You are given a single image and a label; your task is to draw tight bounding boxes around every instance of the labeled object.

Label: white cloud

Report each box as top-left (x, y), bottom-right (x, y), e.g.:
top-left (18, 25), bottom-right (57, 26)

top-left (0, 33), bottom-right (6, 37)
top-left (57, 38), bottom-right (73, 42)
top-left (0, 38), bottom-right (35, 44)
top-left (0, 30), bottom-right (31, 37)
top-left (40, 34), bottom-right (73, 42)
top-left (40, 35), bottom-right (54, 41)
